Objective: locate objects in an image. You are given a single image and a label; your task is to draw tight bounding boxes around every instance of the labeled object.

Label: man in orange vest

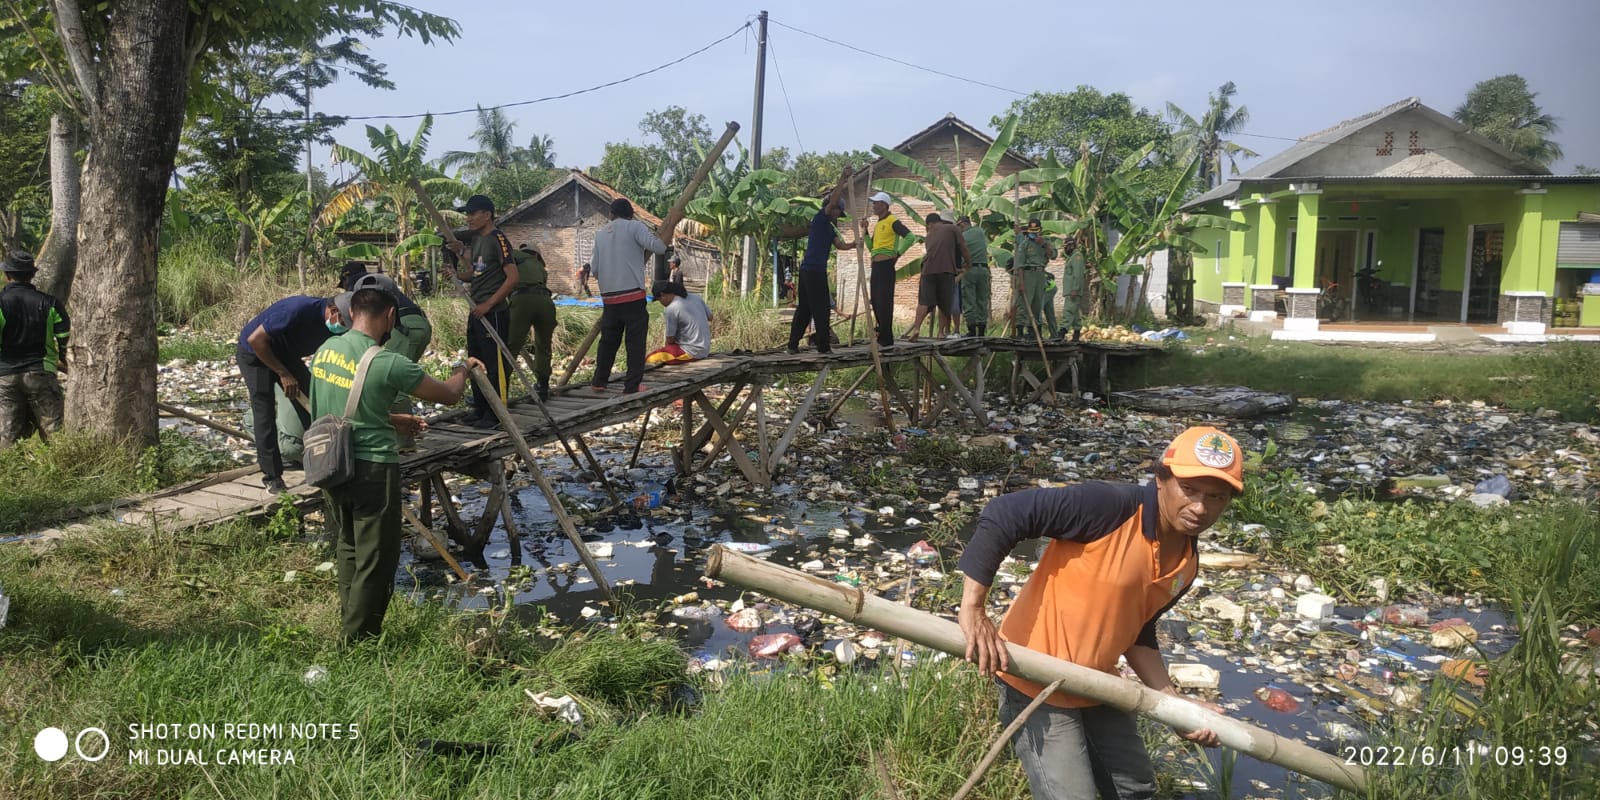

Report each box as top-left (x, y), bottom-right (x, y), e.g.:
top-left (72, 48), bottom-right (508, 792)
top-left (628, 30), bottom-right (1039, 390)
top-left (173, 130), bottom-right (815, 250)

top-left (958, 426), bottom-right (1238, 799)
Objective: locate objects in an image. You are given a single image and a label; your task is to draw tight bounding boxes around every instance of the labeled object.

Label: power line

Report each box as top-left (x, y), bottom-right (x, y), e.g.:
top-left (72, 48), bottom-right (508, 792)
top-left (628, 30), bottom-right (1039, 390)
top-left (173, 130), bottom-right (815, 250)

top-left (246, 22), bottom-right (750, 124)
top-left (766, 38), bottom-right (805, 153)
top-left (768, 17), bottom-right (1025, 97)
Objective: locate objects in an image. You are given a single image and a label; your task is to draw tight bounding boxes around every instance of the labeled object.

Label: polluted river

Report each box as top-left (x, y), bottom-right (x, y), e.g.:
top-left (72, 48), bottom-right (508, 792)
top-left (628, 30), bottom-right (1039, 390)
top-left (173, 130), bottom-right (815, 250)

top-left (155, 358), bottom-right (1600, 797)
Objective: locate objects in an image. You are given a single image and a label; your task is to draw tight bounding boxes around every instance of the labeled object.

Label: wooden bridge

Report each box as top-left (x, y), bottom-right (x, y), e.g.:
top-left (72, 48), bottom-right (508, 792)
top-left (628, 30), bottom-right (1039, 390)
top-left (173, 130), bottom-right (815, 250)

top-left (15, 337), bottom-right (1157, 550)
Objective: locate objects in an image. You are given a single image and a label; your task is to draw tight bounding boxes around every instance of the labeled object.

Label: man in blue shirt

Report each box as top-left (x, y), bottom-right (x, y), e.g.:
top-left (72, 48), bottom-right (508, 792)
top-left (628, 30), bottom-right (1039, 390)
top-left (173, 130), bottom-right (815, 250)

top-left (236, 295), bottom-right (345, 493)
top-left (787, 166), bottom-right (857, 354)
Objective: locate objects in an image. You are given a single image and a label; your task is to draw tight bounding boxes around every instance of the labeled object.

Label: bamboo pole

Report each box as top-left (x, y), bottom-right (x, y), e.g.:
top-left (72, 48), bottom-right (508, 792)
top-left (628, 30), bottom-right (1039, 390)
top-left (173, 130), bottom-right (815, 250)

top-left (847, 167), bottom-right (868, 345)
top-left (400, 504), bottom-right (471, 583)
top-left (156, 402), bottom-right (253, 442)
top-left (704, 546), bottom-right (1367, 794)
top-left (469, 367), bottom-right (616, 604)
top-left (950, 679), bottom-right (1063, 800)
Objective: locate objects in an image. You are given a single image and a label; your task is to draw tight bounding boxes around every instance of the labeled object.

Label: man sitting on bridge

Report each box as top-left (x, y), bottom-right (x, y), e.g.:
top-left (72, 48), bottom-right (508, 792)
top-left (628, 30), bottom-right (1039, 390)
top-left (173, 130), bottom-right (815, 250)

top-left (646, 280), bottom-right (712, 364)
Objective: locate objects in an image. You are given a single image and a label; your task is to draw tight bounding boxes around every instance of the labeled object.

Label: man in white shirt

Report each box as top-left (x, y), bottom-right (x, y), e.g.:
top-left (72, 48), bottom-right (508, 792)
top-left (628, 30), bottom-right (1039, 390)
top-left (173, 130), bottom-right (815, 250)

top-left (647, 280), bottom-right (712, 363)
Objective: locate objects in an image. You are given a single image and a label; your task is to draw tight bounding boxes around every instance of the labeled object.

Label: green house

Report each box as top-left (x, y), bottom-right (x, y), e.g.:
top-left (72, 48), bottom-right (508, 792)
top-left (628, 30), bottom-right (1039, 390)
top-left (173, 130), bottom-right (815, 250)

top-left (1182, 97), bottom-right (1600, 335)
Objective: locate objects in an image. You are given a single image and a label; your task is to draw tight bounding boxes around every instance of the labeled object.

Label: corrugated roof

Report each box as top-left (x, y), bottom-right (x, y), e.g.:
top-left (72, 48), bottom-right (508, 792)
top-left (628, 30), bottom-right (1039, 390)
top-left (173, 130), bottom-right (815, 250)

top-left (1182, 97), bottom-right (1553, 209)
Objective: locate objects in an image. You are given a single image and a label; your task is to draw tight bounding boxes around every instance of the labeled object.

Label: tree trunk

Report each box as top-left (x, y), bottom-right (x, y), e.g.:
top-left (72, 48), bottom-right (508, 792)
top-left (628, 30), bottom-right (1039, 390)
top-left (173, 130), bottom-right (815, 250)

top-left (35, 112), bottom-right (82, 301)
top-left (63, 0), bottom-right (190, 448)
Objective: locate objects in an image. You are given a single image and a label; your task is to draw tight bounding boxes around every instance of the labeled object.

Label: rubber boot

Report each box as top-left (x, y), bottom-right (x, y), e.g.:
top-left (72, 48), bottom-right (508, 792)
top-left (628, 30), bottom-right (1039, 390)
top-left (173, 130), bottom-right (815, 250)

top-left (1071, 327), bottom-right (1082, 342)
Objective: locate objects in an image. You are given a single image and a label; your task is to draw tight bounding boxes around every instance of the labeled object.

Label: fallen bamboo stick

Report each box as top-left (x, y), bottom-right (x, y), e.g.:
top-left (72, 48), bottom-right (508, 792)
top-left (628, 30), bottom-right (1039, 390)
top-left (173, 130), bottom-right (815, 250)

top-left (157, 401), bottom-right (253, 442)
top-left (950, 678), bottom-right (1063, 800)
top-left (703, 546), bottom-right (1366, 794)
top-left (470, 367), bottom-right (616, 604)
top-left (400, 503), bottom-right (471, 583)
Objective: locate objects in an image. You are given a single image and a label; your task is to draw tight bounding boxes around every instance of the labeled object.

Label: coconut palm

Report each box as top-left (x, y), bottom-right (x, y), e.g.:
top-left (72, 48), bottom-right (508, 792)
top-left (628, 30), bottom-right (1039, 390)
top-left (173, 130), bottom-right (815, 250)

top-left (438, 106), bottom-right (535, 182)
top-left (1453, 74), bottom-right (1563, 167)
top-left (1166, 81), bottom-right (1257, 191)
top-left (526, 133), bottom-right (556, 169)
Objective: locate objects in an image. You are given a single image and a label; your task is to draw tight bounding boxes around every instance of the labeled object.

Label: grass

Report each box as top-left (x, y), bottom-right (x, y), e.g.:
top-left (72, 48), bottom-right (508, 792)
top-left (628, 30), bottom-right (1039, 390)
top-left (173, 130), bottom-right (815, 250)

top-left (0, 430), bottom-right (234, 534)
top-left (1113, 335), bottom-right (1600, 421)
top-left (0, 515), bottom-right (1031, 799)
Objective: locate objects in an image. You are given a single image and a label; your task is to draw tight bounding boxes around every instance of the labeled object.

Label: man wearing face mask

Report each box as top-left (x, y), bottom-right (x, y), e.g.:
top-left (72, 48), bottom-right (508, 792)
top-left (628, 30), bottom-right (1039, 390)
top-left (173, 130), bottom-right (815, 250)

top-left (236, 294), bottom-right (349, 493)
top-left (1012, 218), bottom-right (1056, 340)
top-left (310, 287), bottom-right (481, 641)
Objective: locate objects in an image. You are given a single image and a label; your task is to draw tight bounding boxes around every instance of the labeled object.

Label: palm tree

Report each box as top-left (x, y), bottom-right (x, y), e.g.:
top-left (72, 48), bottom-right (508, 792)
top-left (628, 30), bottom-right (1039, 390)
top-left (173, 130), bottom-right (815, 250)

top-left (438, 105), bottom-right (532, 181)
top-left (526, 133), bottom-right (556, 169)
top-left (1453, 74), bottom-right (1563, 167)
top-left (1167, 81), bottom-right (1258, 191)
top-left (322, 115), bottom-right (469, 286)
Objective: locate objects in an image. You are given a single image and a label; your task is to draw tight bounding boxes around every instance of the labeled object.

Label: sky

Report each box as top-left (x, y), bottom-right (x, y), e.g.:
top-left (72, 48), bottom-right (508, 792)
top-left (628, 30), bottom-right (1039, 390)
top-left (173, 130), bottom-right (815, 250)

top-left (305, 0), bottom-right (1600, 182)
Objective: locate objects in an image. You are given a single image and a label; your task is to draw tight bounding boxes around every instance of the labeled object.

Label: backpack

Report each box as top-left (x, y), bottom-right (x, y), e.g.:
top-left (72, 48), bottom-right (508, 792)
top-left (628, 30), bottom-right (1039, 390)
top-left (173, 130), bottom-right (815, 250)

top-left (302, 345), bottom-right (383, 489)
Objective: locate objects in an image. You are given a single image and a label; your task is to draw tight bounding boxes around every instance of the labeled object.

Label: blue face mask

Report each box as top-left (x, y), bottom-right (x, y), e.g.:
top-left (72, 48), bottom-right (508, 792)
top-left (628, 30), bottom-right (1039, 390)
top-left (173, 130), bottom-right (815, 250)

top-left (326, 321), bottom-right (347, 334)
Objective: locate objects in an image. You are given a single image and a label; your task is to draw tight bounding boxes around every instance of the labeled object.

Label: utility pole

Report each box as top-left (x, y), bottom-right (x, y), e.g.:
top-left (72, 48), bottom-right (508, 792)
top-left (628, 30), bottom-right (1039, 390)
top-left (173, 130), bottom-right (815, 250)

top-left (742, 10), bottom-right (769, 297)
top-left (299, 52), bottom-right (315, 292)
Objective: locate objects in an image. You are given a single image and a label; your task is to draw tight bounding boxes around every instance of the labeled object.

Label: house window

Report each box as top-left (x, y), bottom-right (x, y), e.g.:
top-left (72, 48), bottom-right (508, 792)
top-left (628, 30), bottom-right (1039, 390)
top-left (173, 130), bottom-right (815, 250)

top-left (1287, 230), bottom-right (1297, 273)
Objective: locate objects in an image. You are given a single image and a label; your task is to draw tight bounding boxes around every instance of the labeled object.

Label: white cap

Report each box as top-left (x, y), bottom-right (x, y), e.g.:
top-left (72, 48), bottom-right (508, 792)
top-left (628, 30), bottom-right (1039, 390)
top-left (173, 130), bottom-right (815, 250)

top-left (869, 191), bottom-right (892, 204)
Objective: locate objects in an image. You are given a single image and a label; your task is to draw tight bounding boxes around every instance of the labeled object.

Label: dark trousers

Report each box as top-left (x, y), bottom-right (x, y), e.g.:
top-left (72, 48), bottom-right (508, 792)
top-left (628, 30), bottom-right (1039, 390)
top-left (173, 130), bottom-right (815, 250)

top-left (594, 299), bottom-right (648, 392)
top-left (324, 460), bottom-right (401, 642)
top-left (466, 308), bottom-right (510, 417)
top-left (870, 260), bottom-right (897, 346)
top-left (237, 348), bottom-right (311, 480)
top-left (787, 269), bottom-right (833, 352)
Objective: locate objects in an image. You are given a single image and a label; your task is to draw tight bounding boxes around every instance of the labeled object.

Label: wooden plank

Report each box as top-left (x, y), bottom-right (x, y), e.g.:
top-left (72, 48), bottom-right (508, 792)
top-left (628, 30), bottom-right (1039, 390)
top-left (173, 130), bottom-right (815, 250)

top-left (769, 367), bottom-right (828, 475)
top-left (932, 352), bottom-right (988, 426)
top-left (689, 390), bottom-right (767, 487)
top-left (698, 385), bottom-right (761, 472)
top-left (823, 368), bottom-right (873, 422)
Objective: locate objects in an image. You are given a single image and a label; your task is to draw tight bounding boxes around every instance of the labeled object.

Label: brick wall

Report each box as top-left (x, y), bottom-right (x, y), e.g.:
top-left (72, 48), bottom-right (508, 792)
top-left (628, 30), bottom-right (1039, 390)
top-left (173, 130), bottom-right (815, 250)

top-left (499, 188), bottom-right (718, 295)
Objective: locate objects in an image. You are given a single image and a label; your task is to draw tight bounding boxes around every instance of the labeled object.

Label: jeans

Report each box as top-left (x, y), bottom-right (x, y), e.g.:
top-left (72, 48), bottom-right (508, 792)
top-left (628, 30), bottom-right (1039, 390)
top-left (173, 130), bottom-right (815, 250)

top-left (787, 269), bottom-right (833, 352)
top-left (466, 307), bottom-right (509, 416)
top-left (870, 260), bottom-right (897, 346)
top-left (999, 682), bottom-right (1156, 800)
top-left (594, 299), bottom-right (648, 392)
top-left (237, 349), bottom-right (312, 480)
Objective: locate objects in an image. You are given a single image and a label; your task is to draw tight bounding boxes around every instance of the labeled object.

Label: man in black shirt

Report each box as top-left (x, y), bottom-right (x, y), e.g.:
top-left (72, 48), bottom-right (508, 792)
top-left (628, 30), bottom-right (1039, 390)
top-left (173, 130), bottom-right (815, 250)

top-left (0, 251), bottom-right (70, 448)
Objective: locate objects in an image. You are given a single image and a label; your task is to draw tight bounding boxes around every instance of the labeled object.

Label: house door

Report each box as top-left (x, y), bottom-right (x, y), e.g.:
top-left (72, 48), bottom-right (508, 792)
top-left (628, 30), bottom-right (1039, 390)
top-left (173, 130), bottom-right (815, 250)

top-left (1316, 230), bottom-right (1358, 321)
top-left (1411, 228), bottom-right (1445, 321)
top-left (1465, 224), bottom-right (1504, 324)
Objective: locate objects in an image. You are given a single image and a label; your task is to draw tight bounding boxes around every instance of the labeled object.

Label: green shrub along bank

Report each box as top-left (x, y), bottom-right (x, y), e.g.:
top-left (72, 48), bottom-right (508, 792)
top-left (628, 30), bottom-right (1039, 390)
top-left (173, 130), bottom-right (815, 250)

top-left (1113, 337), bottom-right (1600, 422)
top-left (0, 431), bottom-right (234, 534)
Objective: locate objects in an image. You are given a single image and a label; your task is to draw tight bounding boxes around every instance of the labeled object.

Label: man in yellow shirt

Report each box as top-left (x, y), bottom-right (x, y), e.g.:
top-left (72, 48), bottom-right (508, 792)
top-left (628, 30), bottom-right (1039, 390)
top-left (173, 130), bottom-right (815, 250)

top-left (858, 191), bottom-right (912, 348)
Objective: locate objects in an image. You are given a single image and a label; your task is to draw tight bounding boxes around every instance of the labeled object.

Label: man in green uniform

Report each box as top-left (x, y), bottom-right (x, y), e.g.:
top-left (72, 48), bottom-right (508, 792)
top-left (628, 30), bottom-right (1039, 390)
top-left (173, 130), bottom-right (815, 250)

top-left (1060, 235), bottom-right (1087, 341)
top-left (1042, 275), bottom-right (1060, 338)
top-left (507, 244), bottom-right (556, 400)
top-left (957, 216), bottom-right (990, 337)
top-left (310, 288), bottom-right (481, 642)
top-left (338, 263), bottom-right (433, 448)
top-left (442, 194), bottom-right (518, 428)
top-left (0, 251), bottom-right (69, 448)
top-left (1012, 218), bottom-right (1056, 340)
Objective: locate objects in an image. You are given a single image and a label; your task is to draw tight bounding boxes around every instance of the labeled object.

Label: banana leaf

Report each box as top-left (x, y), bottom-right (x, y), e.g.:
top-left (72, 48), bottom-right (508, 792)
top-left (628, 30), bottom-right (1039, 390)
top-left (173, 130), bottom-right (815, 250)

top-left (870, 145), bottom-right (941, 185)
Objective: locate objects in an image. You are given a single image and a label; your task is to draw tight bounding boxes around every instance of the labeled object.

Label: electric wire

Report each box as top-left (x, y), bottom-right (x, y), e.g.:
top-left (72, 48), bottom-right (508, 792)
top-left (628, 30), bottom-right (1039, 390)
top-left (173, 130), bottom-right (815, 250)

top-left (768, 17), bottom-right (1025, 97)
top-left (766, 38), bottom-right (805, 153)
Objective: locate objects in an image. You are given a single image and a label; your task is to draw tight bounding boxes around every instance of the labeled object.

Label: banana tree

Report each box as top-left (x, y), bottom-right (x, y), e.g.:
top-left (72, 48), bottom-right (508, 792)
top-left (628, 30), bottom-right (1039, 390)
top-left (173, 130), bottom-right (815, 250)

top-left (1032, 144), bottom-right (1246, 319)
top-left (327, 231), bottom-right (444, 276)
top-left (684, 142), bottom-right (751, 295)
top-left (321, 114), bottom-right (469, 288)
top-left (222, 190), bottom-right (305, 275)
top-left (868, 115), bottom-right (1071, 279)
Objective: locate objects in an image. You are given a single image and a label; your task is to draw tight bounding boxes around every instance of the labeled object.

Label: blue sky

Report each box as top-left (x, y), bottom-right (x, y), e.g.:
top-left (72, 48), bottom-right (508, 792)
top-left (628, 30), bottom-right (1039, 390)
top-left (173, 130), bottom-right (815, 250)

top-left (308, 0), bottom-right (1599, 180)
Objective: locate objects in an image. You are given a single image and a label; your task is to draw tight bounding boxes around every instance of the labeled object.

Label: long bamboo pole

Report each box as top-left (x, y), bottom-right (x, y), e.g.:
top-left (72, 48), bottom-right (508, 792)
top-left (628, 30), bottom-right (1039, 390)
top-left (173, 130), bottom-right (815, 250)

top-left (470, 367), bottom-right (616, 604)
top-left (704, 546), bottom-right (1366, 794)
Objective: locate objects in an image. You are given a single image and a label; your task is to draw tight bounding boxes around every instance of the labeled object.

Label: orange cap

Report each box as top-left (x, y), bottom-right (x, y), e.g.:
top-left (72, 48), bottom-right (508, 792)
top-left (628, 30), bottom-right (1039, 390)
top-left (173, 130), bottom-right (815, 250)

top-left (1161, 426), bottom-right (1245, 493)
